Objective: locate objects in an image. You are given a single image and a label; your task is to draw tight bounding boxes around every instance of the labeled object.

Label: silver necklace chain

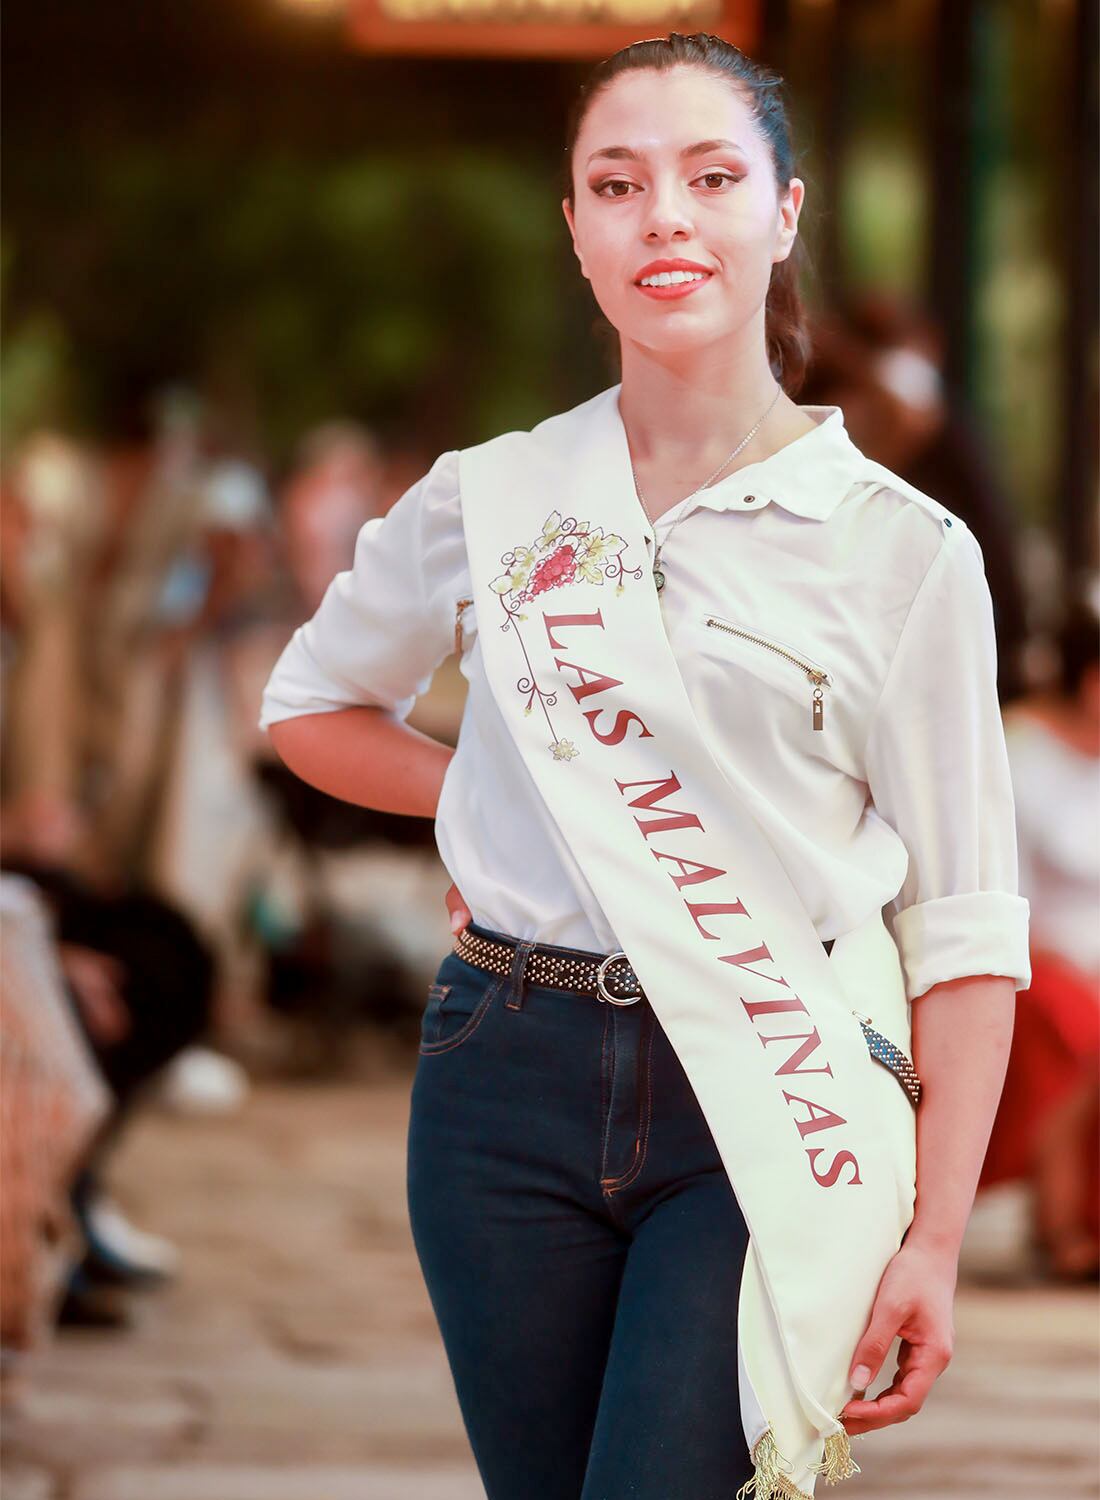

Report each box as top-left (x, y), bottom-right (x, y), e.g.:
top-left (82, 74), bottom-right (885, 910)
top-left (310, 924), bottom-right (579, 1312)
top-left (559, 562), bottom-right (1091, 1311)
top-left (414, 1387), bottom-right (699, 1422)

top-left (629, 382), bottom-right (783, 593)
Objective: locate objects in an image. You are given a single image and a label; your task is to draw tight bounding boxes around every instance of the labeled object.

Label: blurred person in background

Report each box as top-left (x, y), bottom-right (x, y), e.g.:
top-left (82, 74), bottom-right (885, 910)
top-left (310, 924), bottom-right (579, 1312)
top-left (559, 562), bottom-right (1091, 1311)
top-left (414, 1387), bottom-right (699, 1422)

top-left (0, 873), bottom-right (112, 1385)
top-left (0, 859), bottom-right (217, 1327)
top-left (92, 390), bottom-right (273, 954)
top-left (240, 416), bottom-right (450, 1074)
top-left (80, 388), bottom-right (275, 1071)
top-left (800, 296), bottom-right (1029, 705)
top-left (279, 418), bottom-right (388, 618)
top-left (0, 407), bottom-right (234, 1329)
top-left (976, 588), bottom-right (1100, 1281)
top-left (82, 387), bottom-right (210, 881)
top-left (142, 448), bottom-right (284, 985)
top-left (0, 431), bottom-right (105, 876)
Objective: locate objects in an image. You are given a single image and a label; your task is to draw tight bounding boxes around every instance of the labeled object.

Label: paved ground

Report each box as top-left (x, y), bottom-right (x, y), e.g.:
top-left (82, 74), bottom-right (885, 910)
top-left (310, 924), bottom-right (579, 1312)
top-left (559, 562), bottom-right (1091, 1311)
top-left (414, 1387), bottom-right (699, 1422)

top-left (3, 1042), bottom-right (1098, 1500)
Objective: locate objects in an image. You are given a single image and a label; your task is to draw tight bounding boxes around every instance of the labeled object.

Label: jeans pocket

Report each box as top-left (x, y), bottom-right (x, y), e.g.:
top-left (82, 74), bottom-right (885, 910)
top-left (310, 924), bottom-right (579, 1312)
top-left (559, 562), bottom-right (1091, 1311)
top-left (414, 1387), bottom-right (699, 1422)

top-left (418, 962), bottom-right (503, 1056)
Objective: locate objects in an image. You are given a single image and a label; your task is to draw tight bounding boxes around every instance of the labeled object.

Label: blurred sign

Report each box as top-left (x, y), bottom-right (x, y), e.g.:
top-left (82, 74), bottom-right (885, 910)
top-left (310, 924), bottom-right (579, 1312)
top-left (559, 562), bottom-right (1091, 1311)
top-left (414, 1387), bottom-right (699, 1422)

top-left (346, 0), bottom-right (758, 58)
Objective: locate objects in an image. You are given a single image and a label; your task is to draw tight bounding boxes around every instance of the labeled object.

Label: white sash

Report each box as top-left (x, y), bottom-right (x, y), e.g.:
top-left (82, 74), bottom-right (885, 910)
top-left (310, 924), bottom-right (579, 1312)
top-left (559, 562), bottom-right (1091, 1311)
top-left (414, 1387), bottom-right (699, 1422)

top-left (458, 384), bottom-right (917, 1498)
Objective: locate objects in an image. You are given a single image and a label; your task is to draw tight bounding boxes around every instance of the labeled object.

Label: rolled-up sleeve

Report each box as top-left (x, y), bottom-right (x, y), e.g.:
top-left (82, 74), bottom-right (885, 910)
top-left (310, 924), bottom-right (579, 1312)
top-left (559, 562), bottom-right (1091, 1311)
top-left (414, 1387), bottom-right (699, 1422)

top-left (864, 519), bottom-right (1031, 1001)
top-left (258, 448), bottom-right (462, 731)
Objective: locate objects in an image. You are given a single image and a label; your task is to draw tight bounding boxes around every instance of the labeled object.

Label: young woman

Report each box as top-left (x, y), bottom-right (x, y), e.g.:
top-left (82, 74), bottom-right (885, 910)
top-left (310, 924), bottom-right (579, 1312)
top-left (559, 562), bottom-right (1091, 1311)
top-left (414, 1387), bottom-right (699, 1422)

top-left (260, 33), bottom-right (1030, 1500)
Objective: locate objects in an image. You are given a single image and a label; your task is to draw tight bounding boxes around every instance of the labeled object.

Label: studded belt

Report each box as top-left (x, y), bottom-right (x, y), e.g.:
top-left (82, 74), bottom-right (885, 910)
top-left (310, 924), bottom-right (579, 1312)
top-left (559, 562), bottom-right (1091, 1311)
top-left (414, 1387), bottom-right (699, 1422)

top-left (452, 922), bottom-right (921, 1108)
top-left (453, 922), bottom-right (835, 1009)
top-left (453, 923), bottom-right (651, 1005)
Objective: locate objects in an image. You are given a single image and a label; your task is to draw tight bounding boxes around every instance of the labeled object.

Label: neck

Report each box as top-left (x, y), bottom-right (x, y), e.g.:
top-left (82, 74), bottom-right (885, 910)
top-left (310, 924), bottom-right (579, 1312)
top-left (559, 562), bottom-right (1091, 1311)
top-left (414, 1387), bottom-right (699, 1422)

top-left (616, 333), bottom-right (798, 471)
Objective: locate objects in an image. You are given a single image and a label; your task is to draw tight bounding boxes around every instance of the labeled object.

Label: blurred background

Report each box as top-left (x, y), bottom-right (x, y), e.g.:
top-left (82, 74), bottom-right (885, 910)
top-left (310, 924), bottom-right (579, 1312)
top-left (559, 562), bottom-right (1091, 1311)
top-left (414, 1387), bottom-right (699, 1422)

top-left (1, 2), bottom-right (1097, 1497)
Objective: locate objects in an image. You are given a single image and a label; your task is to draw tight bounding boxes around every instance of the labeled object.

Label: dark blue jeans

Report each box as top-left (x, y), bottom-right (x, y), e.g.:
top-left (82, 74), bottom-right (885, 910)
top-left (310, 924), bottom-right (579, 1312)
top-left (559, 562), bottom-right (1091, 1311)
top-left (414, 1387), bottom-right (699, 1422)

top-left (406, 921), bottom-right (757, 1500)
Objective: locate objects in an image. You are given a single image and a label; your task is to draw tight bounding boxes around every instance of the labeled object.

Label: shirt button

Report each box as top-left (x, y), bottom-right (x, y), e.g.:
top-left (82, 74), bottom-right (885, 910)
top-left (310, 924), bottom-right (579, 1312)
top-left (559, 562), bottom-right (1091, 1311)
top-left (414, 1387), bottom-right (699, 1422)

top-left (743, 494), bottom-right (755, 504)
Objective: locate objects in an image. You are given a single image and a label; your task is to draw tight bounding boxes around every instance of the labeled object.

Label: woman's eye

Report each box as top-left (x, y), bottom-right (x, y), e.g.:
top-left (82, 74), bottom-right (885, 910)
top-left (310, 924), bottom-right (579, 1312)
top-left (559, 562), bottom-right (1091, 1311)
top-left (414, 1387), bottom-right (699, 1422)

top-left (593, 172), bottom-right (741, 198)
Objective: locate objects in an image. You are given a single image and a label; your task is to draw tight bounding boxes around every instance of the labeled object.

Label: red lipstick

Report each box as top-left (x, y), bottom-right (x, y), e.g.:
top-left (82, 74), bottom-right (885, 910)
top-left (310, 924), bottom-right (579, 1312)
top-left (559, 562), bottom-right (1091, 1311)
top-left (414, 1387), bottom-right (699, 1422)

top-left (633, 258), bottom-right (714, 301)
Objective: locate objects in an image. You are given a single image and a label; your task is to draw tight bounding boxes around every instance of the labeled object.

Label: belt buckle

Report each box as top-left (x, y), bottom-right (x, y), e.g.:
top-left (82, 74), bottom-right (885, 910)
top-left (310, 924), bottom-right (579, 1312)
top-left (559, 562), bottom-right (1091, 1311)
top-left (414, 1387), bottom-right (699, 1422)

top-left (595, 950), bottom-right (642, 1006)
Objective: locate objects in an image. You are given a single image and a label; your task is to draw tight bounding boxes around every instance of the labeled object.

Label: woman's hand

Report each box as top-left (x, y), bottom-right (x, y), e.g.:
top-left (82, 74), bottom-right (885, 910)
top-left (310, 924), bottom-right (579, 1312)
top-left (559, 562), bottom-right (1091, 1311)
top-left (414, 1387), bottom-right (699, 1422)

top-left (840, 1240), bottom-right (957, 1435)
top-left (445, 881), bottom-right (472, 934)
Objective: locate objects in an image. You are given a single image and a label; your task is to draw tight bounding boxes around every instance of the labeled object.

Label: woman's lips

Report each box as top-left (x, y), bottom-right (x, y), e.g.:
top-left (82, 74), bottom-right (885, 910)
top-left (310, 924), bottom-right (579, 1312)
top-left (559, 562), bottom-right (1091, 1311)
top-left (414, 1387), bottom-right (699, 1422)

top-left (634, 273), bottom-right (713, 301)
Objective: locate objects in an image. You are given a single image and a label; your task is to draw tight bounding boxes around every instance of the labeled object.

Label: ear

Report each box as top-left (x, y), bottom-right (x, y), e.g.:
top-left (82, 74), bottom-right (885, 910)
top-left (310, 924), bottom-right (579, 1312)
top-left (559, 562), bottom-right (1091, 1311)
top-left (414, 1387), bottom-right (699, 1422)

top-left (772, 177), bottom-right (805, 265)
top-left (561, 197), bottom-right (589, 280)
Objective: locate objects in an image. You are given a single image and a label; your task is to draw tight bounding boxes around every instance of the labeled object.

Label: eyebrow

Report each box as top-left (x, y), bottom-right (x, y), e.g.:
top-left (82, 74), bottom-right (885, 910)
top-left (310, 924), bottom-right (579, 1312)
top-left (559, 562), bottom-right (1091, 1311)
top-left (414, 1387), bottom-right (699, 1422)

top-left (586, 138), bottom-right (748, 167)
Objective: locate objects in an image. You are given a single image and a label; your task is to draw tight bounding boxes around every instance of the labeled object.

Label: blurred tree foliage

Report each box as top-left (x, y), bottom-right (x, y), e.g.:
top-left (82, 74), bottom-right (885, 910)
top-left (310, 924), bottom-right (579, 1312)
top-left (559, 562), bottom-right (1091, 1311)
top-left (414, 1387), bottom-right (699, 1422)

top-left (0, 236), bottom-right (78, 451)
top-left (3, 141), bottom-right (580, 463)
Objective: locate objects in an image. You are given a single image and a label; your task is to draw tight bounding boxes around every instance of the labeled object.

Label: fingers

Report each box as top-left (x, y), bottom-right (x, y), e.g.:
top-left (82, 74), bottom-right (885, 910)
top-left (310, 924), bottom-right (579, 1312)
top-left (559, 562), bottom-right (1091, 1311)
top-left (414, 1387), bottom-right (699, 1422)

top-left (444, 881), bottom-right (471, 934)
top-left (847, 1330), bottom-right (890, 1395)
top-left (842, 1245), bottom-right (957, 1436)
top-left (842, 1338), bottom-right (952, 1434)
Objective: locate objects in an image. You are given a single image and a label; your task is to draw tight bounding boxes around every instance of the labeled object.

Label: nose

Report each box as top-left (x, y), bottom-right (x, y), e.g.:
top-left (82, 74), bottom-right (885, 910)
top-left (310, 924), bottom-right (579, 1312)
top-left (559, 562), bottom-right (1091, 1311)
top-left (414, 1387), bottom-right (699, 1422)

top-left (641, 175), bottom-right (695, 241)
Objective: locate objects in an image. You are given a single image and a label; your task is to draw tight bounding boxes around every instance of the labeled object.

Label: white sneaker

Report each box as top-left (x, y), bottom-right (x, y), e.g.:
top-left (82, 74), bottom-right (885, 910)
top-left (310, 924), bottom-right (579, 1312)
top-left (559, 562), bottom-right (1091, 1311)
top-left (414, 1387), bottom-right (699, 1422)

top-left (84, 1194), bottom-right (182, 1278)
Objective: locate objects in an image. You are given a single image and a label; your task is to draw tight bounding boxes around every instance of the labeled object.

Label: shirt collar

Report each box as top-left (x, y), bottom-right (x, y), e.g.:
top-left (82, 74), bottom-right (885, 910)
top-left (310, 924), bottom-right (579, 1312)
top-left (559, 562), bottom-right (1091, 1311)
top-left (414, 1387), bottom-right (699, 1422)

top-left (605, 384), bottom-right (862, 524)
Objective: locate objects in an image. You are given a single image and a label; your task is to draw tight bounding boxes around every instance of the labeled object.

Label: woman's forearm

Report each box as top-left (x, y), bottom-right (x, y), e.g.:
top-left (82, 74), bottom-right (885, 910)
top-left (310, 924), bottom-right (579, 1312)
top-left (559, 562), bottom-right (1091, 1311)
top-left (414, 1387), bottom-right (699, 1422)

top-left (267, 706), bottom-right (453, 818)
top-left (903, 973), bottom-right (1016, 1259)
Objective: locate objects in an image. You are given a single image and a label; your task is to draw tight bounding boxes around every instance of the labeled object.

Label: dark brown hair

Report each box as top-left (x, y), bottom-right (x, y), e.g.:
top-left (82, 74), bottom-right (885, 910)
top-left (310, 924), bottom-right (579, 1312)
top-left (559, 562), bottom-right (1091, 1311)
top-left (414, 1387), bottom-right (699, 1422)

top-left (562, 31), bottom-right (813, 396)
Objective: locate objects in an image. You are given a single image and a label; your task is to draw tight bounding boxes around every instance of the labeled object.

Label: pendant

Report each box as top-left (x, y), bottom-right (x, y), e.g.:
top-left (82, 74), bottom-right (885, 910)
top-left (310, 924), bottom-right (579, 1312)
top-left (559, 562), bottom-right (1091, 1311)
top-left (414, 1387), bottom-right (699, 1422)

top-left (653, 565), bottom-right (666, 593)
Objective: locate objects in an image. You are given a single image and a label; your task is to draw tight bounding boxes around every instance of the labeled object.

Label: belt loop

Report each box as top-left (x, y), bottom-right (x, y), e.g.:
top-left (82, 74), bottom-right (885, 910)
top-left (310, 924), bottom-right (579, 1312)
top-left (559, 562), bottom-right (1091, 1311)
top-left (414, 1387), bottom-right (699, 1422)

top-left (506, 938), bottom-right (537, 1011)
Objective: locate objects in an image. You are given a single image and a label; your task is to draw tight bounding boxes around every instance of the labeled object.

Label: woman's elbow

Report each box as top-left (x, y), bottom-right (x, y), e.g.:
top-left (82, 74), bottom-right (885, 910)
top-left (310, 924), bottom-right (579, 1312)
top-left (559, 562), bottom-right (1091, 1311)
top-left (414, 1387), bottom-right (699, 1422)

top-left (265, 712), bottom-right (332, 773)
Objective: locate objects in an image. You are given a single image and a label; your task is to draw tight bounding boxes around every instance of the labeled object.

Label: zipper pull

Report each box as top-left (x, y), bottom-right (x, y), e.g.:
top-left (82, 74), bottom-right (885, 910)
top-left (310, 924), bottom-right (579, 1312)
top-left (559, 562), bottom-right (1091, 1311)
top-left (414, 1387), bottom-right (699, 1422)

top-left (454, 597), bottom-right (473, 655)
top-left (809, 672), bottom-right (828, 731)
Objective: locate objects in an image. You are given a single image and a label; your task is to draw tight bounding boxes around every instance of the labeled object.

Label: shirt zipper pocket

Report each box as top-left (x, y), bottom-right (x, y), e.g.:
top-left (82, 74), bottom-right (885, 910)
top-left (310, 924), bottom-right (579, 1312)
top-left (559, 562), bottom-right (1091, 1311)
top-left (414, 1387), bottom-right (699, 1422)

top-left (454, 597), bottom-right (474, 655)
top-left (702, 613), bottom-right (833, 731)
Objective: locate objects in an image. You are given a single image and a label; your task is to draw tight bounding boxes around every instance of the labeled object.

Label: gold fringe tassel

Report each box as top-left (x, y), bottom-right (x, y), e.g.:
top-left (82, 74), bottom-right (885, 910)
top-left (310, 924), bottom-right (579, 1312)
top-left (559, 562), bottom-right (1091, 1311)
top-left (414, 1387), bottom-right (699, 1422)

top-left (808, 1428), bottom-right (862, 1485)
top-left (734, 1427), bottom-right (811, 1500)
top-left (734, 1425), bottom-right (862, 1499)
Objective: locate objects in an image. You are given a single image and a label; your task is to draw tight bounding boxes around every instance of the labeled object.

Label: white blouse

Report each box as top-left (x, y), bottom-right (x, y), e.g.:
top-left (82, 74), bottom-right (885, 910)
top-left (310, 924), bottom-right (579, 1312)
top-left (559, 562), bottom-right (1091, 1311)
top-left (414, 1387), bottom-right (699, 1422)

top-left (259, 388), bottom-right (1031, 1003)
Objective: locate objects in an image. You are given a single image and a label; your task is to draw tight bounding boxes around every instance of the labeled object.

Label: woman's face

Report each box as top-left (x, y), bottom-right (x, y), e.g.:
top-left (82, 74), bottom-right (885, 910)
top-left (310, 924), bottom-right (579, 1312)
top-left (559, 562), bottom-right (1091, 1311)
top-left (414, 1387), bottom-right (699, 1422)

top-left (562, 66), bottom-right (803, 360)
